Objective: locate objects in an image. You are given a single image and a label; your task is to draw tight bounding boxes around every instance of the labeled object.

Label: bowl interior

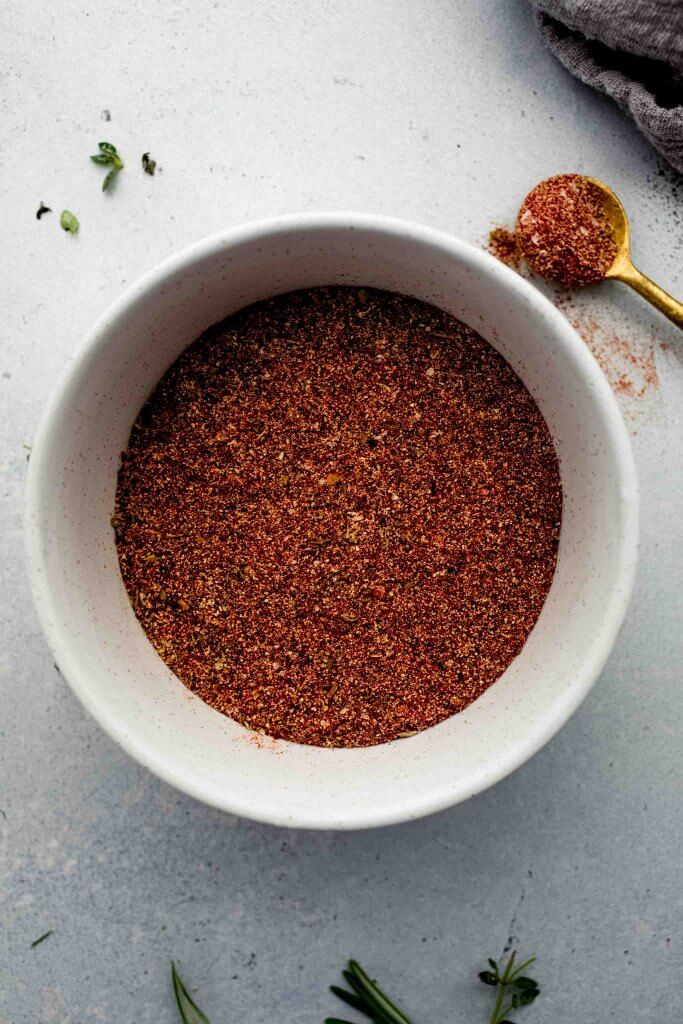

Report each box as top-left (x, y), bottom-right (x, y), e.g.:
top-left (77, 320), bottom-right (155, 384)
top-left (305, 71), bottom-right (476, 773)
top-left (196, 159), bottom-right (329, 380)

top-left (26, 217), bottom-right (637, 828)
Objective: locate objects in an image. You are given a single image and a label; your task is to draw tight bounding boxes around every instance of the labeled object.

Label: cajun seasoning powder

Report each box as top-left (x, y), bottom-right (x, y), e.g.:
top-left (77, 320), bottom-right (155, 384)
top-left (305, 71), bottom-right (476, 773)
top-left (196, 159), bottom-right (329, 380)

top-left (114, 287), bottom-right (562, 747)
top-left (487, 227), bottom-right (521, 271)
top-left (517, 174), bottom-right (618, 287)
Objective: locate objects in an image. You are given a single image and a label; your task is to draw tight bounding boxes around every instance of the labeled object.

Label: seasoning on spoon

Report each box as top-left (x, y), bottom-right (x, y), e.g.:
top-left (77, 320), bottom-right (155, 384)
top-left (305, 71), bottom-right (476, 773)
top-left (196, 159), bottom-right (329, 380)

top-left (513, 173), bottom-right (683, 328)
top-left (516, 174), bottom-right (617, 287)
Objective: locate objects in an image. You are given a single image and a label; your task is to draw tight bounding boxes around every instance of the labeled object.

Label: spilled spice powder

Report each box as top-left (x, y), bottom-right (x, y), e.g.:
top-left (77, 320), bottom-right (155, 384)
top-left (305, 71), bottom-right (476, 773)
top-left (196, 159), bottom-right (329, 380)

top-left (554, 295), bottom-right (659, 405)
top-left (517, 174), bottom-right (618, 287)
top-left (487, 227), bottom-right (520, 271)
top-left (114, 287), bottom-right (562, 748)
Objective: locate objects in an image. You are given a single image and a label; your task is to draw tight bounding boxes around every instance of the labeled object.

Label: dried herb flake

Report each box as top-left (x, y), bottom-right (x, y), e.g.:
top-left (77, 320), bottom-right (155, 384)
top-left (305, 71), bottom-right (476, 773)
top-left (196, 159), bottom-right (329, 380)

top-left (60, 210), bottom-right (79, 234)
top-left (142, 152), bottom-right (157, 176)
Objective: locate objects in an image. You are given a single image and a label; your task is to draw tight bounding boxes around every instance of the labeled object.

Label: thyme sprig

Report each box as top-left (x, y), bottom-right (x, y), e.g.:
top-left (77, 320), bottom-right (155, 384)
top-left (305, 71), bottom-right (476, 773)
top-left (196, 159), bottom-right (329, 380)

top-left (478, 952), bottom-right (540, 1024)
top-left (90, 141), bottom-right (124, 191)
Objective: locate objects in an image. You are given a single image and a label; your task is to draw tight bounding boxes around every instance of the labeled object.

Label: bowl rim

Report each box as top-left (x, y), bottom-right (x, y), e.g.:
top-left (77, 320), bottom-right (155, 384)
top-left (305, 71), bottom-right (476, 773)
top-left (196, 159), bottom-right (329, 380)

top-left (24, 211), bottom-right (639, 829)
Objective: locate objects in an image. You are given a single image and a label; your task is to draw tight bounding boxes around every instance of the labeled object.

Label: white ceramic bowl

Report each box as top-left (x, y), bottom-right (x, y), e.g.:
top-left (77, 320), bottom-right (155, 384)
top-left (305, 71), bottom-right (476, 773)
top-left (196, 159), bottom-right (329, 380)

top-left (25, 213), bottom-right (638, 830)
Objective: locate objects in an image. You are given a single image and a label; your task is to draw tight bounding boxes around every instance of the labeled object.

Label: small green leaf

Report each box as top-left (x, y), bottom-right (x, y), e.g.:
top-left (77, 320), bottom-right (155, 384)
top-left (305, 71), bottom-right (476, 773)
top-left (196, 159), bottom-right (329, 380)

top-left (171, 962), bottom-right (211, 1024)
top-left (517, 988), bottom-right (539, 1006)
top-left (488, 958), bottom-right (499, 972)
top-left (102, 168), bottom-right (118, 191)
top-left (92, 142), bottom-right (123, 188)
top-left (478, 971), bottom-right (498, 986)
top-left (60, 210), bottom-right (79, 233)
top-left (142, 151), bottom-right (157, 175)
top-left (512, 977), bottom-right (537, 991)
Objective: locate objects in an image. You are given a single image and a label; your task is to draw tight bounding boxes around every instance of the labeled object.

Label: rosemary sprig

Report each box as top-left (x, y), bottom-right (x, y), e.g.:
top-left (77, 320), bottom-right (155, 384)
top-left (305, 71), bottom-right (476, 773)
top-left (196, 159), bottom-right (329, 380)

top-left (90, 141), bottom-right (124, 191)
top-left (327, 960), bottom-right (414, 1024)
top-left (478, 951), bottom-right (540, 1024)
top-left (172, 962), bottom-right (211, 1024)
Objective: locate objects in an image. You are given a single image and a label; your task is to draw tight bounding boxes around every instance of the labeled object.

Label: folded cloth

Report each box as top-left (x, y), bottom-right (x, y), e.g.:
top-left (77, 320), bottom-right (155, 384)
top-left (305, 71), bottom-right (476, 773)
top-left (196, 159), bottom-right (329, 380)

top-left (532, 0), bottom-right (683, 172)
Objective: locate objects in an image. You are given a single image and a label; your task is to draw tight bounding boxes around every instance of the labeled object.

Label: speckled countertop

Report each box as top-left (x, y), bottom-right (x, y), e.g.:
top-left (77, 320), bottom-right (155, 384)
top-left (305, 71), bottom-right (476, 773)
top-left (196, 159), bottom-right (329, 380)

top-left (1, 2), bottom-right (682, 1022)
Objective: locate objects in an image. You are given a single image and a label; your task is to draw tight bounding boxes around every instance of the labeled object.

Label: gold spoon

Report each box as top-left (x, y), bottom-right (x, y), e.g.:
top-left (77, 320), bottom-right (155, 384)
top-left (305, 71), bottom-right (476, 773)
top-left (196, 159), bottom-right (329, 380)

top-left (591, 177), bottom-right (683, 329)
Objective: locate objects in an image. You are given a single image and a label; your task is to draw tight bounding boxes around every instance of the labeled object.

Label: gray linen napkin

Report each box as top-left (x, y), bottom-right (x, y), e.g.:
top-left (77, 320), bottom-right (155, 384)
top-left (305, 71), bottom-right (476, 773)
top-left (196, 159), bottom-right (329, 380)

top-left (532, 0), bottom-right (683, 171)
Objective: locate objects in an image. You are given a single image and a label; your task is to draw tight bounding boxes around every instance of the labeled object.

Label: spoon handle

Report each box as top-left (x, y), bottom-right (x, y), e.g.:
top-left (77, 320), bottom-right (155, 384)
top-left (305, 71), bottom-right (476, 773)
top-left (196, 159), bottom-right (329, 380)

top-left (613, 264), bottom-right (683, 330)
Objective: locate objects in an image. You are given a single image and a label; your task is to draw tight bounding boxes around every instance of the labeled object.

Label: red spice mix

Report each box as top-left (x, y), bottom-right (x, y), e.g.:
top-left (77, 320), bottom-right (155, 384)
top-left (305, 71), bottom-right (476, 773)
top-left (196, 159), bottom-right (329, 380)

top-left (553, 295), bottom-right (659, 406)
top-left (114, 287), bottom-right (562, 747)
top-left (487, 227), bottom-right (521, 271)
top-left (517, 174), bottom-right (618, 287)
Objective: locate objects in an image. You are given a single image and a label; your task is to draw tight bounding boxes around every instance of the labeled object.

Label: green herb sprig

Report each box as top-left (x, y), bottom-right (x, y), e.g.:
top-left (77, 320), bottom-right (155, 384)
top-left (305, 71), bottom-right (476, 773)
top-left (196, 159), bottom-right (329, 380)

top-left (169, 952), bottom-right (540, 1024)
top-left (90, 141), bottom-right (124, 191)
top-left (327, 960), bottom-right (414, 1024)
top-left (172, 962), bottom-right (211, 1024)
top-left (478, 952), bottom-right (540, 1024)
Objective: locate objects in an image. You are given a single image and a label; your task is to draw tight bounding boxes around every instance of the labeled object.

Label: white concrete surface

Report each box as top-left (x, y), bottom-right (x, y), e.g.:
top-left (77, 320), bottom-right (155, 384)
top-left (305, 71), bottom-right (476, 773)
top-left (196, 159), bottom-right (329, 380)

top-left (1, 1), bottom-right (681, 1022)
